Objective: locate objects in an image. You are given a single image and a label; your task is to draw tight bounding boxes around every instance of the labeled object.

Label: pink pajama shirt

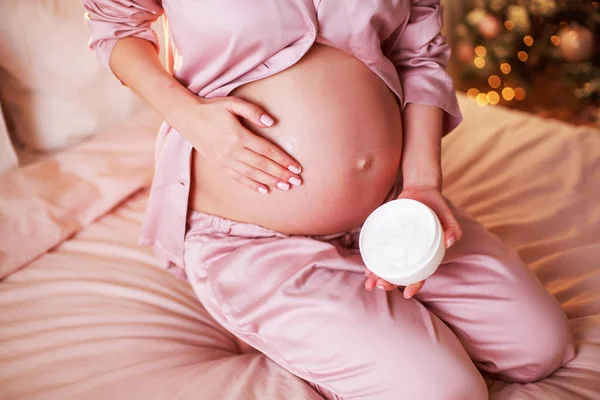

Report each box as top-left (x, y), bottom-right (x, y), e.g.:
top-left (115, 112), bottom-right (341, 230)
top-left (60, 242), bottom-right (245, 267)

top-left (81, 0), bottom-right (462, 268)
top-left (81, 1), bottom-right (575, 398)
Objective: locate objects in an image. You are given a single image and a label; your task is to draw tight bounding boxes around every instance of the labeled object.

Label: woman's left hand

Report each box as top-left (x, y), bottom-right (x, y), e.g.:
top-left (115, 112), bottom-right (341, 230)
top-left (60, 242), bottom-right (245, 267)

top-left (364, 185), bottom-right (462, 298)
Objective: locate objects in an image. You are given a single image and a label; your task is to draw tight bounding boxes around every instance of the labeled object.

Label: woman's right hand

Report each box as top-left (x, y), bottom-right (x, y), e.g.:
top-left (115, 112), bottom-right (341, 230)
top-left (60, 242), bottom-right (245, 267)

top-left (171, 96), bottom-right (302, 194)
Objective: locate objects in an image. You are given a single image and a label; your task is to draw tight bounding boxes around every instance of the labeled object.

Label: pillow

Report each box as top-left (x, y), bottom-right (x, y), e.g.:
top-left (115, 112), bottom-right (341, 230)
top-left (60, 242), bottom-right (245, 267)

top-left (0, 1), bottom-right (165, 152)
top-left (0, 101), bottom-right (18, 174)
top-left (0, 107), bottom-right (161, 279)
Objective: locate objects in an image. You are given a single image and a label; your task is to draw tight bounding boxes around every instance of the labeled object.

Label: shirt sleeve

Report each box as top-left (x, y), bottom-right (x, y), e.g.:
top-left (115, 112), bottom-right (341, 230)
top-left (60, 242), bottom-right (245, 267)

top-left (387, 0), bottom-right (462, 134)
top-left (81, 0), bottom-right (164, 70)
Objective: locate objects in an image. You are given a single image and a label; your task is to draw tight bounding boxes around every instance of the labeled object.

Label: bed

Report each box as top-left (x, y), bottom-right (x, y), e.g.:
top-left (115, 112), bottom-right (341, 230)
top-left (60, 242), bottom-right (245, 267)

top-left (1, 95), bottom-right (599, 400)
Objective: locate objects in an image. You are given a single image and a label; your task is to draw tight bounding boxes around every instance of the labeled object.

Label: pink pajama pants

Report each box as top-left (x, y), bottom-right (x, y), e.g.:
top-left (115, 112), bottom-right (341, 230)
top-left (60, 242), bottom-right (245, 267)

top-left (183, 205), bottom-right (574, 400)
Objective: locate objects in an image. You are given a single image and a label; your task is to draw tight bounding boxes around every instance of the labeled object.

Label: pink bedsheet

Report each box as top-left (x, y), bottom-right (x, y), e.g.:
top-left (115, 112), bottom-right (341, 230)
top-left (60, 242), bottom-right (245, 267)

top-left (1, 97), bottom-right (599, 399)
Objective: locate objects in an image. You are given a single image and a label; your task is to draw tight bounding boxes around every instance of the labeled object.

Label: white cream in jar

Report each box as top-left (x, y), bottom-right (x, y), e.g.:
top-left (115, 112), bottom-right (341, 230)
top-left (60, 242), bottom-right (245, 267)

top-left (359, 199), bottom-right (445, 286)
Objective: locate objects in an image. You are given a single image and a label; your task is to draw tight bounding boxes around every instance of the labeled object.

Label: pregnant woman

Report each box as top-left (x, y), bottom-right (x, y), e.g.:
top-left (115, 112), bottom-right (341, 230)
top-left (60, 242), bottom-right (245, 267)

top-left (82, 1), bottom-right (574, 398)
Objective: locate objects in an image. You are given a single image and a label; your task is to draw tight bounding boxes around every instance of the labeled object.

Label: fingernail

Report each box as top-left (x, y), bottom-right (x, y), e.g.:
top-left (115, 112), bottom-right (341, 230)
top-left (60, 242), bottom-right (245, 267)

top-left (277, 182), bottom-right (290, 191)
top-left (289, 177), bottom-right (302, 186)
top-left (404, 290), bottom-right (413, 299)
top-left (446, 235), bottom-right (456, 249)
top-left (257, 187), bottom-right (268, 195)
top-left (259, 114), bottom-right (274, 127)
top-left (288, 165), bottom-right (301, 174)
top-left (376, 283), bottom-right (384, 290)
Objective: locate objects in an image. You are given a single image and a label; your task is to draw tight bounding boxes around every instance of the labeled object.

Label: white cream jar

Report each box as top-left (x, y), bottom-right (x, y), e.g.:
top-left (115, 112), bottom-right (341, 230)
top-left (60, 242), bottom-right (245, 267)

top-left (359, 199), bottom-right (445, 286)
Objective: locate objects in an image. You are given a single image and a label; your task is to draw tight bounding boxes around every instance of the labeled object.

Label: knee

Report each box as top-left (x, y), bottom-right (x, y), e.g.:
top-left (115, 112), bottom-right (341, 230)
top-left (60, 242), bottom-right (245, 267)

top-left (502, 317), bottom-right (575, 383)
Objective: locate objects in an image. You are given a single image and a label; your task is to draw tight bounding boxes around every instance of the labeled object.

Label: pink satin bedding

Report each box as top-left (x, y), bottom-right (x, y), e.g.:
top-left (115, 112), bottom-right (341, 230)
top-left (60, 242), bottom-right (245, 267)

top-left (1, 96), bottom-right (599, 399)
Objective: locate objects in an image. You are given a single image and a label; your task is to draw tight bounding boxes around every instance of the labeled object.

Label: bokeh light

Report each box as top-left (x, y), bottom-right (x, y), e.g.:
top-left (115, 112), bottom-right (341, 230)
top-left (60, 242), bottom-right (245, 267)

top-left (518, 51), bottom-right (529, 62)
top-left (474, 57), bottom-right (486, 68)
top-left (488, 75), bottom-right (501, 88)
top-left (487, 91), bottom-right (500, 105)
top-left (467, 88), bottom-right (480, 100)
top-left (500, 63), bottom-right (512, 74)
top-left (502, 87), bottom-right (515, 101)
top-left (523, 36), bottom-right (534, 46)
top-left (514, 87), bottom-right (526, 100)
top-left (476, 93), bottom-right (489, 106)
top-left (551, 35), bottom-right (561, 46)
top-left (504, 20), bottom-right (515, 30)
top-left (475, 46), bottom-right (487, 57)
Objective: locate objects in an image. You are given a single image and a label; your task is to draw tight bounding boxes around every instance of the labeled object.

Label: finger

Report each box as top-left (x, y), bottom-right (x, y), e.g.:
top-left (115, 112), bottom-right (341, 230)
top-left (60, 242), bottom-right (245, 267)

top-left (223, 167), bottom-right (269, 195)
top-left (226, 97), bottom-right (276, 128)
top-left (243, 130), bottom-right (302, 175)
top-left (376, 279), bottom-right (398, 291)
top-left (435, 201), bottom-right (463, 248)
top-left (443, 223), bottom-right (462, 249)
top-left (364, 268), bottom-right (373, 277)
top-left (403, 280), bottom-right (426, 299)
top-left (444, 227), bottom-right (459, 249)
top-left (365, 275), bottom-right (379, 291)
top-left (237, 148), bottom-right (302, 188)
top-left (234, 160), bottom-right (297, 191)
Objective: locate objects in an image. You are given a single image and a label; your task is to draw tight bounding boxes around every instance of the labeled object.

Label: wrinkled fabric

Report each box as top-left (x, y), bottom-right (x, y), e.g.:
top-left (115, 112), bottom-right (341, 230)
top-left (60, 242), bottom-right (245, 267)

top-left (183, 205), bottom-right (575, 399)
top-left (80, 0), bottom-right (462, 268)
top-left (1, 94), bottom-right (599, 399)
top-left (0, 108), bottom-right (161, 278)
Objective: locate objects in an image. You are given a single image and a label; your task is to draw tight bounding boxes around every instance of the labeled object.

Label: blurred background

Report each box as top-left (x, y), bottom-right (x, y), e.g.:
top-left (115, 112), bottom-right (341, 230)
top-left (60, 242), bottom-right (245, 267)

top-left (444, 0), bottom-right (600, 127)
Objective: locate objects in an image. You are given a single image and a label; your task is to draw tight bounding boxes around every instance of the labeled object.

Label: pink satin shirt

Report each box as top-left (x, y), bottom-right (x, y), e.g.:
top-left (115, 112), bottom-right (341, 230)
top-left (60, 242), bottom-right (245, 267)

top-left (81, 0), bottom-right (462, 270)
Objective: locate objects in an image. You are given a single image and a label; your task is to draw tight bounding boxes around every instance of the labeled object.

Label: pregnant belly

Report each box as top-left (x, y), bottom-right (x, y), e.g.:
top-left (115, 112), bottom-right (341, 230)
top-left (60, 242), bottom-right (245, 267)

top-left (189, 44), bottom-right (403, 236)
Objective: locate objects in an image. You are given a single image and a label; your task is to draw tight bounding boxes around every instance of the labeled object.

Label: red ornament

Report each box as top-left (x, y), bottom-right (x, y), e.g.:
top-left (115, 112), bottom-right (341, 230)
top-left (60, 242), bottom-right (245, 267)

top-left (558, 25), bottom-right (594, 62)
top-left (456, 41), bottom-right (475, 63)
top-left (478, 14), bottom-right (502, 39)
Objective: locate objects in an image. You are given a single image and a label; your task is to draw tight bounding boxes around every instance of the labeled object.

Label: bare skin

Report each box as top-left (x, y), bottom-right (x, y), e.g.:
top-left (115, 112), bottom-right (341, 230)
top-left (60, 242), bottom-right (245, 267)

top-left (108, 37), bottom-right (462, 297)
top-left (190, 44), bottom-right (403, 236)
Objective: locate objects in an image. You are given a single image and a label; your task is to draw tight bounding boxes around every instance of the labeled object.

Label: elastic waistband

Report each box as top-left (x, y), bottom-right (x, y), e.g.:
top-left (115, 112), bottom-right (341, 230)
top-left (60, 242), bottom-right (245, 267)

top-left (185, 210), bottom-right (359, 241)
top-left (186, 211), bottom-right (287, 239)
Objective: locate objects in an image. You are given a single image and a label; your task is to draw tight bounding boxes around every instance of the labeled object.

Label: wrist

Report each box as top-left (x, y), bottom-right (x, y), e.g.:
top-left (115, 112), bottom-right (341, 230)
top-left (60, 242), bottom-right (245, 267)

top-left (401, 153), bottom-right (442, 191)
top-left (163, 86), bottom-right (204, 127)
top-left (401, 107), bottom-right (444, 192)
top-left (402, 177), bottom-right (442, 192)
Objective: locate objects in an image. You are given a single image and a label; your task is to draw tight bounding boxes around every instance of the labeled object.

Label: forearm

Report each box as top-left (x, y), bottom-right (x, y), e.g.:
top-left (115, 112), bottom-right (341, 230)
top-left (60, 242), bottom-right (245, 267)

top-left (109, 37), bottom-right (200, 126)
top-left (401, 103), bottom-right (444, 190)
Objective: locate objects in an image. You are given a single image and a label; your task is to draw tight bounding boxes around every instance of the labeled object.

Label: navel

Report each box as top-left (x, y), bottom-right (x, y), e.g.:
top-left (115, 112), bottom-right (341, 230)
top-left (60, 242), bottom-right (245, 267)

top-left (356, 156), bottom-right (374, 170)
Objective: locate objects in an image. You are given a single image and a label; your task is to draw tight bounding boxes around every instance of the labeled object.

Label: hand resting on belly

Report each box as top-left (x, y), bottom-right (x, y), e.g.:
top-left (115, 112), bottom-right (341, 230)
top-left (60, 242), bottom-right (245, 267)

top-left (190, 44), bottom-right (403, 235)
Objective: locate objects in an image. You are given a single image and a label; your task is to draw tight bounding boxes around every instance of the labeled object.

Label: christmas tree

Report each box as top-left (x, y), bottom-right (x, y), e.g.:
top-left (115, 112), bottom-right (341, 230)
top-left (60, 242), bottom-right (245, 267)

top-left (454, 0), bottom-right (599, 125)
